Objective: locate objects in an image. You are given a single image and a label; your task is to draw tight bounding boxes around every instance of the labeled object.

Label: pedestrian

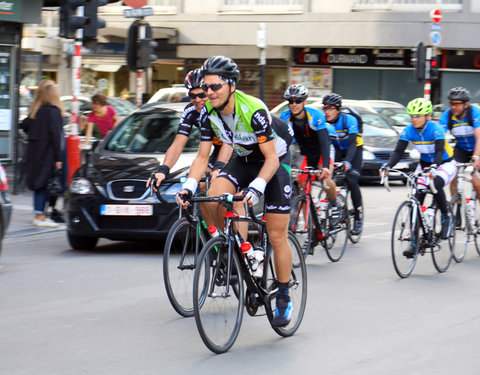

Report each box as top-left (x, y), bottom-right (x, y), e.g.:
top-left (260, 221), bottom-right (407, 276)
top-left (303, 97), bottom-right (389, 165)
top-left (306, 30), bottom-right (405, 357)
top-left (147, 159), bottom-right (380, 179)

top-left (81, 93), bottom-right (119, 147)
top-left (20, 80), bottom-right (65, 227)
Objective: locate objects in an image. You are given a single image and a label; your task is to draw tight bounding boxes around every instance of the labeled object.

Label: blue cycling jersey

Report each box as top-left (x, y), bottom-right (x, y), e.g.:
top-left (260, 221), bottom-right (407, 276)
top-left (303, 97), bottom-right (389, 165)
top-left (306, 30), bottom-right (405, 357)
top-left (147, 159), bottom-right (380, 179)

top-left (438, 105), bottom-right (480, 152)
top-left (399, 120), bottom-right (453, 163)
top-left (280, 107), bottom-right (326, 143)
top-left (326, 113), bottom-right (363, 150)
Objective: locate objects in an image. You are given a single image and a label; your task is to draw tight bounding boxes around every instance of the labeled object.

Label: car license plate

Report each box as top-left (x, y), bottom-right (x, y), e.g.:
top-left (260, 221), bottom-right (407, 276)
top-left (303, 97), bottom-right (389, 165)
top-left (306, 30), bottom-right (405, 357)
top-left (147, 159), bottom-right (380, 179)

top-left (393, 162), bottom-right (409, 169)
top-left (100, 204), bottom-right (153, 216)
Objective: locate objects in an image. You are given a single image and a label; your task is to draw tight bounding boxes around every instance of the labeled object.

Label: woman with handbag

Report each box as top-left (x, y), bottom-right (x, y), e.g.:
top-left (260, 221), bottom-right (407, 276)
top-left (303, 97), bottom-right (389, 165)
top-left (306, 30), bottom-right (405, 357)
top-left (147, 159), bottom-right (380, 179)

top-left (20, 80), bottom-right (65, 228)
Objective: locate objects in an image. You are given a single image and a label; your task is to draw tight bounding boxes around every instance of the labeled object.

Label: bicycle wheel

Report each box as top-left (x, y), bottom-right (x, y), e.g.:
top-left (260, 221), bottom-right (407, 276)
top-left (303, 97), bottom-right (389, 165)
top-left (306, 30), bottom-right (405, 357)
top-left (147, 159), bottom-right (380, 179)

top-left (450, 194), bottom-right (467, 263)
top-left (163, 217), bottom-right (207, 317)
top-left (289, 194), bottom-right (314, 258)
top-left (391, 201), bottom-right (419, 278)
top-left (324, 194), bottom-right (349, 262)
top-left (193, 236), bottom-right (244, 354)
top-left (431, 205), bottom-right (454, 273)
top-left (470, 198), bottom-right (480, 256)
top-left (347, 192), bottom-right (364, 243)
top-left (263, 231), bottom-right (307, 337)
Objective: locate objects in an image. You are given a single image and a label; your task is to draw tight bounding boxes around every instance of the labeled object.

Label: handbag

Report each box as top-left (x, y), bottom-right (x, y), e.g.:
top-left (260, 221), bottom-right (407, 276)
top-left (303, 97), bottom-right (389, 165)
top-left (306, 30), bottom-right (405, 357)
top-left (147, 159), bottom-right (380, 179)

top-left (46, 168), bottom-right (64, 197)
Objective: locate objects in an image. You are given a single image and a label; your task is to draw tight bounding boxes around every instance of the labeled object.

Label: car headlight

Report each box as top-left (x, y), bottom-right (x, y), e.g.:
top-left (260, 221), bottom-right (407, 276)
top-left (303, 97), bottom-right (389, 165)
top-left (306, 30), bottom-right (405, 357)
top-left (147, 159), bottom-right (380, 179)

top-left (409, 149), bottom-right (420, 161)
top-left (362, 150), bottom-right (376, 160)
top-left (70, 177), bottom-right (94, 194)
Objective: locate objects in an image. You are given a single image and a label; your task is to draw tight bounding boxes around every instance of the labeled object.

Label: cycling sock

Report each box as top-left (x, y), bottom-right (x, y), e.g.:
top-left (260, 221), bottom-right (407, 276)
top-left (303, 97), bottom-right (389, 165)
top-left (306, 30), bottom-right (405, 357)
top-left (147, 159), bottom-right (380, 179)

top-left (277, 282), bottom-right (289, 295)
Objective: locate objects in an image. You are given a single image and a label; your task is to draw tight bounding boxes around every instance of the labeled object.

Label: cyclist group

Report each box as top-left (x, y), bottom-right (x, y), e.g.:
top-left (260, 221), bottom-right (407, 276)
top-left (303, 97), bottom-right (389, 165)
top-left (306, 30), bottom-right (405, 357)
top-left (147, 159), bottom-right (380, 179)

top-left (149, 53), bottom-right (478, 334)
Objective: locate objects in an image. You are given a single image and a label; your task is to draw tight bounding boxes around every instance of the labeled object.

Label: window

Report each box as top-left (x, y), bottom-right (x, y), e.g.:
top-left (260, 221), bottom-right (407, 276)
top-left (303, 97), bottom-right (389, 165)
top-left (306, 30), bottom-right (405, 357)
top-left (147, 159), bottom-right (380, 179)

top-left (352, 0), bottom-right (462, 12)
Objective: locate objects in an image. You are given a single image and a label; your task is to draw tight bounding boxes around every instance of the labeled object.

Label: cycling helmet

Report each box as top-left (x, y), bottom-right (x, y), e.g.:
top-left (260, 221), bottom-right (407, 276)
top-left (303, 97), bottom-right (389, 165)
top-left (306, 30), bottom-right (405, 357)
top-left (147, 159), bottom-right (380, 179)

top-left (448, 87), bottom-right (471, 102)
top-left (406, 97), bottom-right (433, 115)
top-left (283, 84), bottom-right (308, 100)
top-left (184, 68), bottom-right (203, 90)
top-left (322, 93), bottom-right (343, 108)
top-left (201, 56), bottom-right (240, 83)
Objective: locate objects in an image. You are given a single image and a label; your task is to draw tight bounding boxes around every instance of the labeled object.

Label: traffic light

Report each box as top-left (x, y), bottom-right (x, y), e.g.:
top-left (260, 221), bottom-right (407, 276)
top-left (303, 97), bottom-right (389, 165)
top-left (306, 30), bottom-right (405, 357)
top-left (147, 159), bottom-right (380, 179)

top-left (412, 42), bottom-right (426, 82)
top-left (126, 20), bottom-right (158, 71)
top-left (83, 0), bottom-right (108, 39)
top-left (430, 55), bottom-right (440, 80)
top-left (59, 0), bottom-right (89, 39)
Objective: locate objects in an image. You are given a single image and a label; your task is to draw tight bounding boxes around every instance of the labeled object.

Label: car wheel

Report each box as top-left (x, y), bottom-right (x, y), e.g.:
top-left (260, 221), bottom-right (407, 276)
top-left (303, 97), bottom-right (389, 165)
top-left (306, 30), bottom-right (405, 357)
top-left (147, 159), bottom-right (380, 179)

top-left (67, 232), bottom-right (98, 250)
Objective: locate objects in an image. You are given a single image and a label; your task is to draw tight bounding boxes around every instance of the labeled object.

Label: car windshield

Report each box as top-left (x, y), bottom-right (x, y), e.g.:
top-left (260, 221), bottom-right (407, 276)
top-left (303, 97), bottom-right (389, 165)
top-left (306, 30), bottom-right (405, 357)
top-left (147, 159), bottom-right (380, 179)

top-left (108, 98), bottom-right (137, 116)
top-left (104, 111), bottom-right (201, 153)
top-left (374, 107), bottom-right (410, 126)
top-left (353, 109), bottom-right (398, 136)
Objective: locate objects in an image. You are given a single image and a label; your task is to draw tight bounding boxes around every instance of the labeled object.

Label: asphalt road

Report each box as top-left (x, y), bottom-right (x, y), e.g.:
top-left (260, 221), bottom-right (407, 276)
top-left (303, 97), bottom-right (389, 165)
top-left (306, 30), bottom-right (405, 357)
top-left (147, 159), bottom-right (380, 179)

top-left (1, 183), bottom-right (480, 375)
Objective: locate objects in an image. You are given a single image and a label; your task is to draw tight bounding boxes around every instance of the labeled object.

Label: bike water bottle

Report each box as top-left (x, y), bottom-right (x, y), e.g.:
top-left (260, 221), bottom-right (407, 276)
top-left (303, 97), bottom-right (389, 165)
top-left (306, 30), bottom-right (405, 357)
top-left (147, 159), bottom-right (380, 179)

top-left (241, 242), bottom-right (258, 271)
top-left (208, 225), bottom-right (220, 238)
top-left (426, 206), bottom-right (435, 228)
top-left (252, 249), bottom-right (264, 278)
top-left (319, 198), bottom-right (329, 219)
top-left (467, 198), bottom-right (476, 218)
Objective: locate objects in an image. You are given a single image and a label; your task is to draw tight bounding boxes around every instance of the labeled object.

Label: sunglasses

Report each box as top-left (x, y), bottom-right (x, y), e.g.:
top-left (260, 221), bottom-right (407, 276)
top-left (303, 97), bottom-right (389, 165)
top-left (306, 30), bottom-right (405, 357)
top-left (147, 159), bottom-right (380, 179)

top-left (189, 92), bottom-right (207, 100)
top-left (449, 101), bottom-right (465, 107)
top-left (288, 99), bottom-right (304, 104)
top-left (201, 82), bottom-right (228, 92)
top-left (410, 114), bottom-right (424, 119)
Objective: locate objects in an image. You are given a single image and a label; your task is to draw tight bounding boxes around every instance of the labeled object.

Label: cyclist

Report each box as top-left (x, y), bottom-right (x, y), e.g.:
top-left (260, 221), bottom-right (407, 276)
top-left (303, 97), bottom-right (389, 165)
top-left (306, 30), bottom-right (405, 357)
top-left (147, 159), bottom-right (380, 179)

top-left (280, 84), bottom-right (340, 214)
top-left (322, 93), bottom-right (363, 235)
top-left (176, 56), bottom-right (293, 327)
top-left (380, 97), bottom-right (456, 257)
top-left (438, 87), bottom-right (480, 198)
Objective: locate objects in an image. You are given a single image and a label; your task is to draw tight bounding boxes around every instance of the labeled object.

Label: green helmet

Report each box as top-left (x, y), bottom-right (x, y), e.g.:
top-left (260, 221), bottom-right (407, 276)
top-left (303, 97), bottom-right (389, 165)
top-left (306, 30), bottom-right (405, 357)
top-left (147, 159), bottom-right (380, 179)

top-left (406, 98), bottom-right (433, 115)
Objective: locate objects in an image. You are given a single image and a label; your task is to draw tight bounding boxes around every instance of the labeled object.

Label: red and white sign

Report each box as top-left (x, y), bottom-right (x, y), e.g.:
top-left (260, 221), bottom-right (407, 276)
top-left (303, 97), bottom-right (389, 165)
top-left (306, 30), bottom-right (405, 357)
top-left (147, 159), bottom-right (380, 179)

top-left (123, 0), bottom-right (148, 8)
top-left (430, 9), bottom-right (442, 24)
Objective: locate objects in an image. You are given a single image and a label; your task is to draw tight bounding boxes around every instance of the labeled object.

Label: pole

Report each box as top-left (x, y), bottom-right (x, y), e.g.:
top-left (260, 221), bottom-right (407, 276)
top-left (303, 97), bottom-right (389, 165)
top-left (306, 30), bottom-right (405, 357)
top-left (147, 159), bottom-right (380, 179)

top-left (424, 80), bottom-right (431, 101)
top-left (257, 23), bottom-right (266, 102)
top-left (66, 6), bottom-right (83, 185)
top-left (136, 23), bottom-right (146, 107)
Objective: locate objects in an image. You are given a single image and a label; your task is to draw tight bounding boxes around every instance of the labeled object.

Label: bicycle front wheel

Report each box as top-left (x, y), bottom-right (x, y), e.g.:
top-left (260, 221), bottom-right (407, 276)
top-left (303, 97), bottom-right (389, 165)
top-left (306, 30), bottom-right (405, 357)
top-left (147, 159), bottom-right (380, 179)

top-left (324, 194), bottom-right (349, 262)
top-left (289, 194), bottom-right (314, 258)
top-left (193, 236), bottom-right (244, 354)
top-left (264, 231), bottom-right (307, 337)
top-left (431, 206), bottom-right (454, 273)
top-left (450, 194), bottom-right (467, 263)
top-left (163, 217), bottom-right (207, 317)
top-left (391, 201), bottom-right (419, 278)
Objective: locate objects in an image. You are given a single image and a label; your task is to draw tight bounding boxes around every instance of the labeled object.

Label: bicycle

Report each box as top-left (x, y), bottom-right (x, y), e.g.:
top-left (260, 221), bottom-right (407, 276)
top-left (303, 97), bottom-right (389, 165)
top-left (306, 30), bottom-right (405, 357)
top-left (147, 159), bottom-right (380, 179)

top-left (289, 167), bottom-right (349, 262)
top-left (150, 173), bottom-right (212, 318)
top-left (450, 162), bottom-right (480, 262)
top-left (190, 193), bottom-right (307, 354)
top-left (381, 168), bottom-right (455, 278)
top-left (332, 162), bottom-right (364, 243)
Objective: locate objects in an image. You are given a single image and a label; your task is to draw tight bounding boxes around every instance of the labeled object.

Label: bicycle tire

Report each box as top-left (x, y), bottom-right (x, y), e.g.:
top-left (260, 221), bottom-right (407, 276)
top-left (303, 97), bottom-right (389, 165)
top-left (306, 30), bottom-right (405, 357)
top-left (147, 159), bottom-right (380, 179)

top-left (391, 200), bottom-right (419, 278)
top-left (193, 236), bottom-right (244, 354)
top-left (163, 217), bottom-right (207, 317)
top-left (348, 194), bottom-right (364, 244)
top-left (431, 205), bottom-right (454, 273)
top-left (289, 194), bottom-right (314, 258)
top-left (324, 194), bottom-right (349, 262)
top-left (450, 194), bottom-right (467, 263)
top-left (263, 231), bottom-right (307, 337)
top-left (471, 198), bottom-right (480, 256)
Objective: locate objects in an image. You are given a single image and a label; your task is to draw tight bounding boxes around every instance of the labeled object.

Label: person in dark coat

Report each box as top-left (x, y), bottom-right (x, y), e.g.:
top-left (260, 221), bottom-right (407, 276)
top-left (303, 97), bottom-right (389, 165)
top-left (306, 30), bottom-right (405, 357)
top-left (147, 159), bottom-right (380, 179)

top-left (20, 80), bottom-right (64, 227)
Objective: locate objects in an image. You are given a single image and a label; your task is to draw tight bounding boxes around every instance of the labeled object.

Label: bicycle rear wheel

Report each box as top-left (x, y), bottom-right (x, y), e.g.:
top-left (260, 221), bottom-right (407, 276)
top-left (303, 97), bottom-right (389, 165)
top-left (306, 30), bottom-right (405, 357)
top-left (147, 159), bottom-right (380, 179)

top-left (193, 236), bottom-right (244, 354)
top-left (263, 231), bottom-right (307, 337)
top-left (163, 217), bottom-right (207, 317)
top-left (450, 194), bottom-right (467, 263)
top-left (289, 194), bottom-right (314, 258)
top-left (431, 206), bottom-right (454, 273)
top-left (391, 201), bottom-right (419, 278)
top-left (324, 194), bottom-right (349, 262)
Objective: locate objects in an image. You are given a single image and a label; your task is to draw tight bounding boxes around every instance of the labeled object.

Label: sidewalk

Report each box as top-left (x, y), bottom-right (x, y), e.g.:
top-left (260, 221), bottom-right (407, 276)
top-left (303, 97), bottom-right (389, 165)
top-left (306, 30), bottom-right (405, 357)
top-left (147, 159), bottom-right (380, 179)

top-left (4, 164), bottom-right (66, 239)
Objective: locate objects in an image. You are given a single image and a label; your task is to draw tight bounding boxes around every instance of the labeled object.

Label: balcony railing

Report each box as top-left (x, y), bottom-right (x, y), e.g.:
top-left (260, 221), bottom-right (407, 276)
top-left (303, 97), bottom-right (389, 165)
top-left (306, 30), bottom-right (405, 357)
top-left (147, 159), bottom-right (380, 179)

top-left (220, 0), bottom-right (303, 13)
top-left (352, 0), bottom-right (462, 11)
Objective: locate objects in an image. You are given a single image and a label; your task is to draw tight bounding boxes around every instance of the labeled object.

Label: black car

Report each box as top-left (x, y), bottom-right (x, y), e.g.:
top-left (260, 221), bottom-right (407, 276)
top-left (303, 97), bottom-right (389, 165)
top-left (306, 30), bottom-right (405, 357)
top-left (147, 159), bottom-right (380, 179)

top-left (0, 163), bottom-right (12, 257)
top-left (66, 102), bottom-right (200, 250)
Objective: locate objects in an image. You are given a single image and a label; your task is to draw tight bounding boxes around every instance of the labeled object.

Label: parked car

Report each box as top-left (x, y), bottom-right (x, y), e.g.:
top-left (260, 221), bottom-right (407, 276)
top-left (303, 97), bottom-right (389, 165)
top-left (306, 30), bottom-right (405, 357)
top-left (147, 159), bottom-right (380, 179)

top-left (147, 85), bottom-right (189, 104)
top-left (359, 100), bottom-right (410, 132)
top-left (66, 102), bottom-right (196, 250)
top-left (0, 163), bottom-right (12, 258)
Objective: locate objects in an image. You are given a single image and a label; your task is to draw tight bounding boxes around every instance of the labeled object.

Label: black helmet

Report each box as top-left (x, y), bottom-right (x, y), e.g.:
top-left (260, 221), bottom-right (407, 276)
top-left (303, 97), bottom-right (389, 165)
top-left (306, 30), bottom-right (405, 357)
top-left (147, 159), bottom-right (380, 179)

top-left (201, 56), bottom-right (240, 83)
top-left (184, 68), bottom-right (203, 90)
top-left (284, 84), bottom-right (308, 100)
top-left (322, 93), bottom-right (343, 108)
top-left (448, 87), bottom-right (471, 102)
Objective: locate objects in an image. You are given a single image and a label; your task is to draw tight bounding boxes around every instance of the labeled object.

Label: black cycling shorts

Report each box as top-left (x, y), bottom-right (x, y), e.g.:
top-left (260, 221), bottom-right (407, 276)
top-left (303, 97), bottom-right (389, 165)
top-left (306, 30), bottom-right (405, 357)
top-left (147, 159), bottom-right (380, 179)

top-left (453, 146), bottom-right (472, 163)
top-left (217, 152), bottom-right (292, 214)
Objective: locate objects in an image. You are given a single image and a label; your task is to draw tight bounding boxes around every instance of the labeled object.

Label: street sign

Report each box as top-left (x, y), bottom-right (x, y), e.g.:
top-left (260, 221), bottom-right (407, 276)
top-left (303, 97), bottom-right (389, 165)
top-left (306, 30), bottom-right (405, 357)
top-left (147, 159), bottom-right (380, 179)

top-left (430, 23), bottom-right (441, 31)
top-left (430, 31), bottom-right (441, 46)
top-left (430, 9), bottom-right (442, 24)
top-left (124, 7), bottom-right (153, 18)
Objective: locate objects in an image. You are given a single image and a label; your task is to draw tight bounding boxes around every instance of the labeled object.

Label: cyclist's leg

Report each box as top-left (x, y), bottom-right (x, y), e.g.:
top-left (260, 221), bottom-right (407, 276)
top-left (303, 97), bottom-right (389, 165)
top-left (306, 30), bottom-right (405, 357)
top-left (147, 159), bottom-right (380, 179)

top-left (450, 147), bottom-right (467, 196)
top-left (346, 147), bottom-right (363, 232)
top-left (435, 160), bottom-right (458, 239)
